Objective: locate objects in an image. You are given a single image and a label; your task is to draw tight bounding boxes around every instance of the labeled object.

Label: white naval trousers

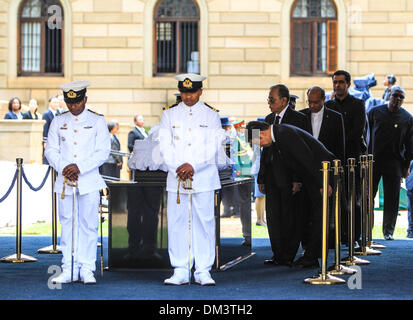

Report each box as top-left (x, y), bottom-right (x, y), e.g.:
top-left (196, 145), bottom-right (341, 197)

top-left (167, 191), bottom-right (215, 276)
top-left (57, 190), bottom-right (100, 273)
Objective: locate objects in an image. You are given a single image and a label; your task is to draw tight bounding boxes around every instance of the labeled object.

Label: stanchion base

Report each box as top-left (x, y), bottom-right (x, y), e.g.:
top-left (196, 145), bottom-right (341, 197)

top-left (304, 274), bottom-right (346, 285)
top-left (1, 253), bottom-right (37, 263)
top-left (38, 245), bottom-right (62, 254)
top-left (370, 241), bottom-right (386, 249)
top-left (341, 256), bottom-right (370, 266)
top-left (354, 247), bottom-right (381, 256)
top-left (327, 264), bottom-right (358, 275)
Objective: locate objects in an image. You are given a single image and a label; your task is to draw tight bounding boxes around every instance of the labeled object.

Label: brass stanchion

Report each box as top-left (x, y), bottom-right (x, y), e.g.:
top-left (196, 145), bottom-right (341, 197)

top-left (304, 161), bottom-right (345, 285)
top-left (355, 155), bottom-right (381, 256)
top-left (367, 154), bottom-right (386, 250)
top-left (341, 158), bottom-right (370, 266)
top-left (328, 160), bottom-right (357, 275)
top-left (38, 167), bottom-right (61, 254)
top-left (1, 158), bottom-right (37, 263)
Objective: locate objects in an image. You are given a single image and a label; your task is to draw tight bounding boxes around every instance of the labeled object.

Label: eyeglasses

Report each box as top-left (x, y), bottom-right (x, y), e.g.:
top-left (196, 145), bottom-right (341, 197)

top-left (267, 97), bottom-right (276, 104)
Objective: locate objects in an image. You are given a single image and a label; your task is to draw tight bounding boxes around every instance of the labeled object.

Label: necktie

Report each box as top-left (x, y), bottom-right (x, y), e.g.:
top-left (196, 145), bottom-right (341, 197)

top-left (274, 115), bottom-right (281, 125)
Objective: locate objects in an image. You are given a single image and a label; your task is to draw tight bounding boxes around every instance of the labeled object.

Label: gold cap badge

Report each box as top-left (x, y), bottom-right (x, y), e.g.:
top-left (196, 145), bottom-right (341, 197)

top-left (183, 79), bottom-right (193, 89)
top-left (67, 90), bottom-right (77, 99)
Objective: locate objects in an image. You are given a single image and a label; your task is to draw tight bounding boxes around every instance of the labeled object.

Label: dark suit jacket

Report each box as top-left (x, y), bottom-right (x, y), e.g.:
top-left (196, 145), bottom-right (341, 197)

top-left (107, 134), bottom-right (123, 165)
top-left (258, 107), bottom-right (310, 186)
top-left (128, 127), bottom-right (146, 152)
top-left (264, 107), bottom-right (310, 132)
top-left (325, 94), bottom-right (366, 159)
top-left (300, 107), bottom-right (345, 164)
top-left (368, 104), bottom-right (413, 177)
top-left (271, 124), bottom-right (335, 189)
top-left (4, 111), bottom-right (24, 119)
top-left (42, 109), bottom-right (58, 142)
top-left (23, 111), bottom-right (39, 120)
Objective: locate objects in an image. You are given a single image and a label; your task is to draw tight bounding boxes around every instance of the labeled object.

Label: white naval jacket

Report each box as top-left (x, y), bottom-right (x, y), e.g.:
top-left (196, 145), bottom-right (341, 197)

top-left (45, 109), bottom-right (111, 195)
top-left (159, 101), bottom-right (226, 194)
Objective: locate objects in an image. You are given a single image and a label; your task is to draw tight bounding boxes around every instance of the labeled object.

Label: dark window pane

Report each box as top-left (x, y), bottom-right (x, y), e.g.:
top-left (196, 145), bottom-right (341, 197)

top-left (19, 0), bottom-right (63, 74)
top-left (291, 0), bottom-right (336, 75)
top-left (292, 0), bottom-right (336, 18)
top-left (44, 21), bottom-right (62, 73)
top-left (157, 0), bottom-right (199, 19)
top-left (180, 21), bottom-right (198, 73)
top-left (155, 0), bottom-right (199, 75)
top-left (156, 22), bottom-right (176, 73)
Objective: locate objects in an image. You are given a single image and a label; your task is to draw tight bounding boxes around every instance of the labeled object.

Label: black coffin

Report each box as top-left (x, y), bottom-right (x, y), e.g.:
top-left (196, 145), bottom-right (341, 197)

top-left (106, 169), bottom-right (254, 270)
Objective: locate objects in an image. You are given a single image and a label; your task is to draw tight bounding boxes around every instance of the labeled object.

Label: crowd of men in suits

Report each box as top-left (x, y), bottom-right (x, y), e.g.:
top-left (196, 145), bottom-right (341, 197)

top-left (250, 69), bottom-right (413, 269)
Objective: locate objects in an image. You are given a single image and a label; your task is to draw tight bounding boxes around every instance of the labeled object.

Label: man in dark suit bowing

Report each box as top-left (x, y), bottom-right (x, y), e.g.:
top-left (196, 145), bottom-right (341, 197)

top-left (258, 84), bottom-right (310, 267)
top-left (128, 115), bottom-right (148, 153)
top-left (249, 121), bottom-right (334, 267)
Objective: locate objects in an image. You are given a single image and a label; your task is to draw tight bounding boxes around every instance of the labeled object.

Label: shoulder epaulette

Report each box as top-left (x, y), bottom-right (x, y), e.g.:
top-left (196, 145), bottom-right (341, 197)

top-left (56, 111), bottom-right (69, 116)
top-left (87, 109), bottom-right (104, 116)
top-left (205, 103), bottom-right (219, 112)
top-left (163, 103), bottom-right (178, 111)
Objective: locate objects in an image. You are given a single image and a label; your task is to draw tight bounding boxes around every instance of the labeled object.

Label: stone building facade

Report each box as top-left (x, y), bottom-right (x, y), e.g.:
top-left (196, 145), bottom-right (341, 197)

top-left (0, 0), bottom-right (412, 126)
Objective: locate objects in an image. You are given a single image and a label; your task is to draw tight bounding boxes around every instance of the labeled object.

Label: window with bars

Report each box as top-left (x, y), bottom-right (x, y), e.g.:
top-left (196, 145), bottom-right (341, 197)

top-left (18, 0), bottom-right (64, 76)
top-left (154, 0), bottom-right (200, 75)
top-left (291, 0), bottom-right (337, 76)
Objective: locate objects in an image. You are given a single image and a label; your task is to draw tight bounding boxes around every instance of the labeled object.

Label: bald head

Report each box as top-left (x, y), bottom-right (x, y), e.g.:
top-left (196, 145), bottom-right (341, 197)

top-left (134, 115), bottom-right (144, 127)
top-left (306, 86), bottom-right (326, 114)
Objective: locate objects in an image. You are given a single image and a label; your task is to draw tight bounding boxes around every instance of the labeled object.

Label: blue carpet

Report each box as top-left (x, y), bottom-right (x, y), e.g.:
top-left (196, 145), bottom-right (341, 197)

top-left (0, 236), bottom-right (412, 300)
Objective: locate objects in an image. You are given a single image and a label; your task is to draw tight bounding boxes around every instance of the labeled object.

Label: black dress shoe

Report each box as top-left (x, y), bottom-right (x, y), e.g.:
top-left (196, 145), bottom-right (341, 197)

top-left (220, 211), bottom-right (234, 218)
top-left (274, 260), bottom-right (293, 267)
top-left (264, 257), bottom-right (276, 265)
top-left (293, 256), bottom-right (319, 268)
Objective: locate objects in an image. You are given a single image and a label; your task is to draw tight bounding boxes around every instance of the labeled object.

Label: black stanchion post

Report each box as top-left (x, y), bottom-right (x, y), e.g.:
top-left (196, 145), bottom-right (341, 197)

top-left (1, 158), bottom-right (37, 263)
top-left (38, 167), bottom-right (61, 254)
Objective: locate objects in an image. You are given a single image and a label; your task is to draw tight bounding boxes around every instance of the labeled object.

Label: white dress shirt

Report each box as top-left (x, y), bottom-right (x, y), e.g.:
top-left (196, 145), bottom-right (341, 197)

top-left (274, 106), bottom-right (288, 124)
top-left (310, 106), bottom-right (324, 140)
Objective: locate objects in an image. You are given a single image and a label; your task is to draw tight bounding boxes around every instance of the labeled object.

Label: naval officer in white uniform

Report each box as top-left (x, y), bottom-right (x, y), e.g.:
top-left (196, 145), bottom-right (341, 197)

top-left (45, 81), bottom-right (111, 284)
top-left (159, 74), bottom-right (225, 286)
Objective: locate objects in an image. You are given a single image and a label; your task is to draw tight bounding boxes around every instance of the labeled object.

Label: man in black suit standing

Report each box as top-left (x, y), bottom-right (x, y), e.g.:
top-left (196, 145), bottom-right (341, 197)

top-left (368, 86), bottom-right (413, 240)
top-left (258, 84), bottom-right (310, 267)
top-left (128, 115), bottom-right (148, 153)
top-left (301, 86), bottom-right (345, 163)
top-left (42, 96), bottom-right (60, 164)
top-left (300, 86), bottom-right (345, 261)
top-left (326, 70), bottom-right (367, 245)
